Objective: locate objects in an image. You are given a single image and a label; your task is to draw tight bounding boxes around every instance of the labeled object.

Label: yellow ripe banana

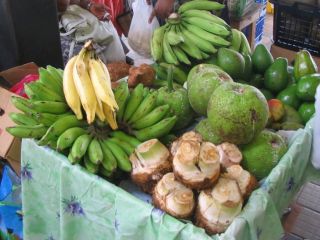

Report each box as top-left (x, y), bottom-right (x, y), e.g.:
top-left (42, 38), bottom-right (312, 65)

top-left (89, 58), bottom-right (118, 111)
top-left (102, 102), bottom-right (118, 130)
top-left (95, 97), bottom-right (106, 122)
top-left (73, 50), bottom-right (97, 124)
top-left (63, 56), bottom-right (83, 120)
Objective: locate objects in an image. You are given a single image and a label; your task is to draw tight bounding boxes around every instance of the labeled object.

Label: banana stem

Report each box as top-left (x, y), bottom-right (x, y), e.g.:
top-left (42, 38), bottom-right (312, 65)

top-left (167, 65), bottom-right (174, 92)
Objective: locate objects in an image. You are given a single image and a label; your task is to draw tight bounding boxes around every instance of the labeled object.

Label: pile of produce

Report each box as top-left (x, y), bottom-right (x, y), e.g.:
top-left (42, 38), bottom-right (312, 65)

top-left (129, 131), bottom-right (258, 234)
top-left (6, 0), bottom-right (319, 235)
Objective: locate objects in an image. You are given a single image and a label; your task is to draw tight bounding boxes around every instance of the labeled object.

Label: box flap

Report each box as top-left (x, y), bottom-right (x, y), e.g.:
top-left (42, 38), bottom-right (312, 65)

top-left (0, 62), bottom-right (38, 88)
top-left (0, 87), bottom-right (20, 158)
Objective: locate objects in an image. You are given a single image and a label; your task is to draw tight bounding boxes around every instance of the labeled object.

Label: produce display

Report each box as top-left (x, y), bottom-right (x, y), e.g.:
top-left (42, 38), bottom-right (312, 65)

top-left (5, 0), bottom-right (319, 236)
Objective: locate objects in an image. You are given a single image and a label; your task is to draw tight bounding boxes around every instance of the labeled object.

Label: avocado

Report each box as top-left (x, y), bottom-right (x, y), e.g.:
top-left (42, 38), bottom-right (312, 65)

top-left (264, 57), bottom-right (289, 93)
top-left (277, 84), bottom-right (301, 110)
top-left (281, 104), bottom-right (303, 124)
top-left (252, 44), bottom-right (274, 74)
top-left (217, 48), bottom-right (245, 79)
top-left (242, 54), bottom-right (253, 81)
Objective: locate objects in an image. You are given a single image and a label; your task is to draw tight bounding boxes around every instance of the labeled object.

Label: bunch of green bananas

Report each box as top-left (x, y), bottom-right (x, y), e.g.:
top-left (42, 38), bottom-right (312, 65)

top-left (115, 82), bottom-right (177, 142)
top-left (151, 1), bottom-right (232, 65)
top-left (58, 129), bottom-right (139, 177)
top-left (154, 63), bottom-right (188, 86)
top-left (228, 28), bottom-right (251, 56)
top-left (6, 66), bottom-right (73, 146)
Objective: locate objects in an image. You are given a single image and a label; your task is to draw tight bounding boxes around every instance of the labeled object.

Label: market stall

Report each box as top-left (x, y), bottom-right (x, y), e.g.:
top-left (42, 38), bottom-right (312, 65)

top-left (1, 0), bottom-right (320, 239)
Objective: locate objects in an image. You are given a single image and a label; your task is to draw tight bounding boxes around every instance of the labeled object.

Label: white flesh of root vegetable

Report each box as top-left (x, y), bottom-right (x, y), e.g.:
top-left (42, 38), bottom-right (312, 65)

top-left (222, 165), bottom-right (258, 198)
top-left (153, 172), bottom-right (195, 219)
top-left (211, 177), bottom-right (242, 208)
top-left (172, 135), bottom-right (220, 189)
top-left (217, 142), bottom-right (242, 168)
top-left (196, 187), bottom-right (243, 235)
top-left (130, 139), bottom-right (172, 193)
top-left (170, 131), bottom-right (202, 157)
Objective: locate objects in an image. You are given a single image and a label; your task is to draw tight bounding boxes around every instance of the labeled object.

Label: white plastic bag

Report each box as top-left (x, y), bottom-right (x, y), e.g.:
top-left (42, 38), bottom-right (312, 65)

top-left (127, 0), bottom-right (159, 57)
top-left (311, 85), bottom-right (320, 169)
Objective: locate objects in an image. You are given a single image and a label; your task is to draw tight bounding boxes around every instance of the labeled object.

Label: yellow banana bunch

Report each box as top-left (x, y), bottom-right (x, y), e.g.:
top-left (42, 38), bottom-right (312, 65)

top-left (63, 40), bottom-right (118, 129)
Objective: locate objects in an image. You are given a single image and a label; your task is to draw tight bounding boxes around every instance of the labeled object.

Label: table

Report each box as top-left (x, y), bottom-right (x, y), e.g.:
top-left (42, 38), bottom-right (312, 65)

top-left (21, 119), bottom-right (319, 240)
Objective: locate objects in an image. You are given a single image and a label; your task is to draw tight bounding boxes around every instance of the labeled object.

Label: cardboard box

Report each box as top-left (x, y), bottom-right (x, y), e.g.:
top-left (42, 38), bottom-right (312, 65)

top-left (0, 63), bottom-right (38, 175)
top-left (0, 87), bottom-right (22, 175)
top-left (271, 44), bottom-right (320, 69)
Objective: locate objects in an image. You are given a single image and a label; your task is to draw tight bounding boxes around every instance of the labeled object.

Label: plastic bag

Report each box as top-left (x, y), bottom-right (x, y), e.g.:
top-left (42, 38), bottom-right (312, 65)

top-left (311, 85), bottom-right (320, 169)
top-left (127, 0), bottom-right (159, 58)
top-left (9, 74), bottom-right (39, 98)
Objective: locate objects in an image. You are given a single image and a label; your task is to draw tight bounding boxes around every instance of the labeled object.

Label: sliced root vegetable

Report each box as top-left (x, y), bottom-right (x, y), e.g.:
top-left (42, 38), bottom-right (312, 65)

top-left (170, 131), bottom-right (202, 157)
top-left (173, 136), bottom-right (220, 190)
top-left (195, 189), bottom-right (242, 234)
top-left (217, 142), bottom-right (242, 168)
top-left (153, 172), bottom-right (195, 219)
top-left (211, 177), bottom-right (242, 208)
top-left (130, 139), bottom-right (172, 193)
top-left (222, 165), bottom-right (258, 198)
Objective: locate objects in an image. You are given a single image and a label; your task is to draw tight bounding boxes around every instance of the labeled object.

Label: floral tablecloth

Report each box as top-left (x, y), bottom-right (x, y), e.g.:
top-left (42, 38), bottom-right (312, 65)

top-left (21, 119), bottom-right (319, 240)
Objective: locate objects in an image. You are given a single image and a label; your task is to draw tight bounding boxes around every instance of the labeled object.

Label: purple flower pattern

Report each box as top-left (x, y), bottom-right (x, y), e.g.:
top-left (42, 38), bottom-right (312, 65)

top-left (21, 162), bottom-right (32, 180)
top-left (62, 196), bottom-right (85, 216)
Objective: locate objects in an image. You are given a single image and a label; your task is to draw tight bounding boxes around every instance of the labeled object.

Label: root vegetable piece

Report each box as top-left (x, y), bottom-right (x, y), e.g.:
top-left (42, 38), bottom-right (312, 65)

top-left (130, 139), bottom-right (172, 193)
top-left (211, 178), bottom-right (242, 208)
top-left (128, 64), bottom-right (155, 87)
top-left (170, 131), bottom-right (202, 157)
top-left (173, 140), bottom-right (220, 190)
top-left (223, 165), bottom-right (258, 198)
top-left (196, 189), bottom-right (242, 234)
top-left (218, 142), bottom-right (242, 168)
top-left (153, 173), bottom-right (195, 218)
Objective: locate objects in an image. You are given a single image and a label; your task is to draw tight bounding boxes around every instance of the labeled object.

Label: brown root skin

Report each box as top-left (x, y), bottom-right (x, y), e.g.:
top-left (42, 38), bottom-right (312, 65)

top-left (173, 167), bottom-right (219, 190)
top-left (152, 173), bottom-right (195, 219)
top-left (195, 206), bottom-right (227, 235)
top-left (130, 154), bottom-right (172, 193)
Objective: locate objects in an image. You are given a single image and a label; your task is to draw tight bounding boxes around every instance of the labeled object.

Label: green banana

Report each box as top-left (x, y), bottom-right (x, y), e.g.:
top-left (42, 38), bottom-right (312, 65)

top-left (183, 23), bottom-right (230, 47)
top-left (201, 51), bottom-right (210, 59)
top-left (57, 68), bottom-right (64, 78)
top-left (152, 79), bottom-right (182, 89)
top-left (88, 138), bottom-right (103, 164)
top-left (109, 137), bottom-right (135, 155)
top-left (56, 127), bottom-right (87, 151)
top-left (178, 0), bottom-right (225, 13)
top-left (143, 87), bottom-right (150, 98)
top-left (99, 166), bottom-right (113, 177)
top-left (180, 25), bottom-right (217, 54)
top-left (159, 63), bottom-right (188, 85)
top-left (181, 9), bottom-right (230, 29)
top-left (131, 104), bottom-right (170, 130)
top-left (25, 81), bottom-right (65, 102)
top-left (31, 112), bottom-right (71, 127)
top-left (9, 112), bottom-right (38, 125)
top-left (38, 67), bottom-right (63, 96)
top-left (155, 65), bottom-right (168, 80)
top-left (6, 124), bottom-right (47, 138)
top-left (167, 26), bottom-right (184, 46)
top-left (128, 91), bottom-right (158, 124)
top-left (183, 17), bottom-right (230, 37)
top-left (68, 151), bottom-right (79, 164)
top-left (229, 28), bottom-right (242, 52)
top-left (180, 40), bottom-right (203, 60)
top-left (28, 100), bottom-right (69, 114)
top-left (46, 65), bottom-right (63, 87)
top-left (172, 46), bottom-right (191, 65)
top-left (109, 131), bottom-right (141, 148)
top-left (163, 31), bottom-right (179, 65)
top-left (114, 82), bottom-right (130, 122)
top-left (133, 116), bottom-right (177, 141)
top-left (151, 25), bottom-right (167, 61)
top-left (71, 134), bottom-right (92, 160)
top-left (104, 139), bottom-right (132, 172)
top-left (123, 83), bottom-right (145, 122)
top-left (83, 152), bottom-right (99, 174)
top-left (48, 139), bottom-right (57, 149)
top-left (99, 139), bottom-right (117, 172)
top-left (240, 31), bottom-right (251, 56)
top-left (38, 115), bottom-right (86, 146)
top-left (11, 96), bottom-right (36, 113)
